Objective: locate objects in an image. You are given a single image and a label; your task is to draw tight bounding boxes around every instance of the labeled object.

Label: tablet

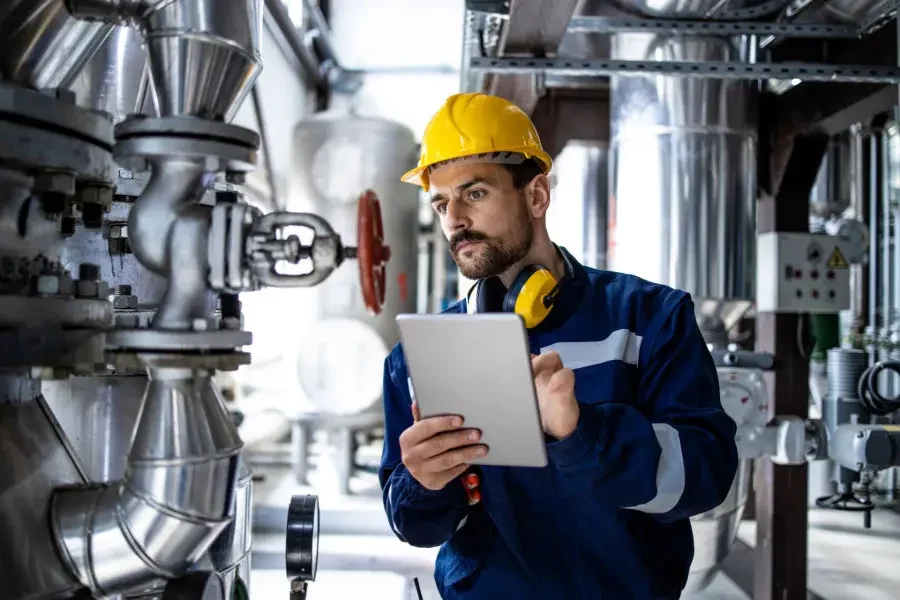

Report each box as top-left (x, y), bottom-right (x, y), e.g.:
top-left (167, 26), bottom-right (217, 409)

top-left (395, 313), bottom-right (548, 468)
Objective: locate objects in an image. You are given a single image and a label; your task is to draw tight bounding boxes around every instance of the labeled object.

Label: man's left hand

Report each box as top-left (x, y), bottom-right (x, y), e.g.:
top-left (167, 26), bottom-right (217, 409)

top-left (531, 351), bottom-right (579, 440)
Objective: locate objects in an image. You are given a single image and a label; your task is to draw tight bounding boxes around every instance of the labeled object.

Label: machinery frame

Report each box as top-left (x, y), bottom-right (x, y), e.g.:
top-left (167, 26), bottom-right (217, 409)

top-left (458, 0), bottom-right (900, 598)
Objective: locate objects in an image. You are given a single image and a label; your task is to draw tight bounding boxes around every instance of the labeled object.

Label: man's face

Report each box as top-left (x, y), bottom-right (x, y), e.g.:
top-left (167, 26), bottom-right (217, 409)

top-left (428, 161), bottom-right (534, 280)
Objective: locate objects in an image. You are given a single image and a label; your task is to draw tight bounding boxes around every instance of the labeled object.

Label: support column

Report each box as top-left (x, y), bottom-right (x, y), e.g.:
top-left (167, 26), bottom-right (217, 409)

top-left (753, 133), bottom-right (828, 600)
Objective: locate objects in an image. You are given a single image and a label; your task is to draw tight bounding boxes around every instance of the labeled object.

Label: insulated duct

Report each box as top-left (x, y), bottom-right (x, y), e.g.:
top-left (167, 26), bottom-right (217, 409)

top-left (608, 31), bottom-right (757, 339)
top-left (66, 0), bottom-right (262, 120)
top-left (608, 1), bottom-right (772, 590)
top-left (0, 0), bottom-right (113, 89)
top-left (52, 369), bottom-right (243, 596)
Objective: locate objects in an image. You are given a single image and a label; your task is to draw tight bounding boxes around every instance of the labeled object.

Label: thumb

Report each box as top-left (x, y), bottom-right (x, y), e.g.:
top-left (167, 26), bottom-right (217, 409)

top-left (411, 401), bottom-right (421, 422)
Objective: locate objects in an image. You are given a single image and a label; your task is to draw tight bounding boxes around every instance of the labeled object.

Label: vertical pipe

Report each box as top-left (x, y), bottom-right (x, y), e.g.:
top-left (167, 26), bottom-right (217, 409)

top-left (849, 125), bottom-right (866, 340)
top-left (870, 130), bottom-right (880, 365)
top-left (883, 129), bottom-right (894, 397)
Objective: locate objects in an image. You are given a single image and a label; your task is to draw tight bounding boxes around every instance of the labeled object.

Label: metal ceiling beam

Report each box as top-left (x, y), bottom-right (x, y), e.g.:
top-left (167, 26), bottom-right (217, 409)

top-left (481, 0), bottom-right (581, 114)
top-left (768, 22), bottom-right (898, 139)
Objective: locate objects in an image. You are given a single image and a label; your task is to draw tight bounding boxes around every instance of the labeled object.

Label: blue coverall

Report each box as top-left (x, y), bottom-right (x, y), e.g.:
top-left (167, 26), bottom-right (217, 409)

top-left (378, 247), bottom-right (739, 599)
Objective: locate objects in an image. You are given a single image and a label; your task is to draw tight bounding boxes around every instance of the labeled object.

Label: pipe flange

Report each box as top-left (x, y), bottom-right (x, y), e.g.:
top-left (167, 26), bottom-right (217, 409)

top-left (0, 296), bottom-right (113, 329)
top-left (0, 83), bottom-right (115, 147)
top-left (0, 83), bottom-right (115, 181)
top-left (108, 351), bottom-right (252, 372)
top-left (114, 116), bottom-right (260, 172)
top-left (0, 329), bottom-right (107, 374)
top-left (106, 329), bottom-right (252, 351)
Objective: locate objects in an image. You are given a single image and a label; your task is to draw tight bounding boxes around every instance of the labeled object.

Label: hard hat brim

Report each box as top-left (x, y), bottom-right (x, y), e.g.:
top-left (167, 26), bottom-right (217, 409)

top-left (400, 149), bottom-right (553, 191)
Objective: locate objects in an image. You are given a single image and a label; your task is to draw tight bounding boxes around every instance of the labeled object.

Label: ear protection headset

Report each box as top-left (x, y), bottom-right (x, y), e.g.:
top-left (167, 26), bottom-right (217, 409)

top-left (466, 249), bottom-right (573, 329)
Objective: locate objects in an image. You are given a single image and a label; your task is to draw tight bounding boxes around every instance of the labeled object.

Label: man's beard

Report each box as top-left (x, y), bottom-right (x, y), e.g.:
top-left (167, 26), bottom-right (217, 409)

top-left (449, 208), bottom-right (533, 280)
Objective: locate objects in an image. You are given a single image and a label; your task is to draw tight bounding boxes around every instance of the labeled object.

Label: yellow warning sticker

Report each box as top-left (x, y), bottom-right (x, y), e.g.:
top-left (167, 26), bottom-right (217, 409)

top-left (827, 247), bottom-right (849, 269)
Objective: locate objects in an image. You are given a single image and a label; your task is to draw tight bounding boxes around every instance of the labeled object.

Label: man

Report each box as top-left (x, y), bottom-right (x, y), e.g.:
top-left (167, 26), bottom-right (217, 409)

top-left (378, 92), bottom-right (738, 599)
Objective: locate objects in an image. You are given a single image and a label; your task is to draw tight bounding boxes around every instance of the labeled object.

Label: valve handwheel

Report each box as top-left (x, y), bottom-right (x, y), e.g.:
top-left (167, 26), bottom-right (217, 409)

top-left (356, 189), bottom-right (391, 315)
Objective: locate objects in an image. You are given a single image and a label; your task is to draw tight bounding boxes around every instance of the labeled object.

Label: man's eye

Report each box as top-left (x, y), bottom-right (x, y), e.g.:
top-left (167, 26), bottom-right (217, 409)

top-left (469, 189), bottom-right (485, 200)
top-left (435, 203), bottom-right (447, 214)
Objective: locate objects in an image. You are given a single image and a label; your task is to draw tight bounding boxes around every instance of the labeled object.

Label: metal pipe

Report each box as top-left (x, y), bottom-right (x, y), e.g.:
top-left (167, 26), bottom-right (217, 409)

top-left (251, 85), bottom-right (282, 210)
top-left (892, 122), bottom-right (900, 341)
top-left (264, 0), bottom-right (328, 89)
top-left (848, 126), bottom-right (866, 340)
top-left (609, 32), bottom-right (757, 334)
top-left (0, 0), bottom-right (113, 89)
top-left (302, 0), bottom-right (342, 68)
top-left (870, 129), bottom-right (881, 364)
top-left (67, 0), bottom-right (263, 120)
top-left (52, 368), bottom-right (243, 596)
top-left (882, 128), bottom-right (893, 396)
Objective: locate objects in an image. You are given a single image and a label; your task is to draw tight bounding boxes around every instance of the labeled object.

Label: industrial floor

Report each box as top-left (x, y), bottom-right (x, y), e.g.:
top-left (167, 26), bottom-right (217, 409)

top-left (245, 448), bottom-right (900, 600)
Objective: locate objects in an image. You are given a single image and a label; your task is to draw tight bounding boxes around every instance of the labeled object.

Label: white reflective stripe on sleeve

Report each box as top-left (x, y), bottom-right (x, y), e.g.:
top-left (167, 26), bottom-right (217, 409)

top-left (386, 482), bottom-right (403, 537)
top-left (541, 329), bottom-right (643, 369)
top-left (625, 423), bottom-right (685, 514)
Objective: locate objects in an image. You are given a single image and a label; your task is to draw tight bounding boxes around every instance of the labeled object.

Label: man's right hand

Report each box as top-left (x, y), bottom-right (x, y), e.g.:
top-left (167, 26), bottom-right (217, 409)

top-left (399, 402), bottom-right (488, 491)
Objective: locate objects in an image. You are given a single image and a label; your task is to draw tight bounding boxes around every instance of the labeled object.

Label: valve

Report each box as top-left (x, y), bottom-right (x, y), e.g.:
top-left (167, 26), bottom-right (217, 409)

top-left (355, 190), bottom-right (391, 315)
top-left (208, 189), bottom-right (391, 314)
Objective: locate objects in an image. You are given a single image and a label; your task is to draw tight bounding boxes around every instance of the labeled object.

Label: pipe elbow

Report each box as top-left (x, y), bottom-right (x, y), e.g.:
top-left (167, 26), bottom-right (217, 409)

top-left (51, 371), bottom-right (243, 595)
top-left (127, 159), bottom-right (208, 276)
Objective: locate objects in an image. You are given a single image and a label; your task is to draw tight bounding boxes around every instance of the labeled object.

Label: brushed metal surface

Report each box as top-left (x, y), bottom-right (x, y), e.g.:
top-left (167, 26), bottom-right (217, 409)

top-left (609, 33), bottom-right (757, 331)
top-left (0, 392), bottom-right (88, 600)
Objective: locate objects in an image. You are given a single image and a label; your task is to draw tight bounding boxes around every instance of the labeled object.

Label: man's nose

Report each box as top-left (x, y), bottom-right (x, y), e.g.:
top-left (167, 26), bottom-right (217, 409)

top-left (445, 198), bottom-right (470, 230)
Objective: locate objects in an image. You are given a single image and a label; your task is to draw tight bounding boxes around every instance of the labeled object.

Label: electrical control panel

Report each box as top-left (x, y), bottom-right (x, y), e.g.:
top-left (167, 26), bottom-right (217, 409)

top-left (756, 232), bottom-right (852, 313)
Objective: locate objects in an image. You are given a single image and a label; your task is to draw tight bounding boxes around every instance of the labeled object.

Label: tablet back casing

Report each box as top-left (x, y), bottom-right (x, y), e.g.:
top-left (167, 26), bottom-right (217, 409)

top-left (396, 313), bottom-right (548, 468)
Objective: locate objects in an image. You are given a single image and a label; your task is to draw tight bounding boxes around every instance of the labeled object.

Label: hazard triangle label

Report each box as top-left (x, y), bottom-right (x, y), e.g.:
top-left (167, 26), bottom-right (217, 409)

top-left (827, 247), bottom-right (849, 269)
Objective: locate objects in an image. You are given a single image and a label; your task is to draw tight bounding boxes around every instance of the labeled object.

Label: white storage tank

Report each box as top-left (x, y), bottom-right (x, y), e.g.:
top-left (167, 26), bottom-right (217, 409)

top-left (290, 112), bottom-right (421, 416)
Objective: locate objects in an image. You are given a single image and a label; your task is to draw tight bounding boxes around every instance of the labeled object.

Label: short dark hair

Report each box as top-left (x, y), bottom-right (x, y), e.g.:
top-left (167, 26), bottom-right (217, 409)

top-left (501, 157), bottom-right (544, 190)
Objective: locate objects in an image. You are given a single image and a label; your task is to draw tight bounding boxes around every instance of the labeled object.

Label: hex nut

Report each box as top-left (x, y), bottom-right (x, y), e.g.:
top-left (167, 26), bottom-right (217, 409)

top-left (76, 280), bottom-right (99, 298)
top-left (78, 263), bottom-right (100, 281)
top-left (35, 274), bottom-right (60, 295)
top-left (113, 294), bottom-right (139, 310)
top-left (34, 172), bottom-right (76, 197)
top-left (108, 224), bottom-right (128, 239)
top-left (78, 185), bottom-right (114, 207)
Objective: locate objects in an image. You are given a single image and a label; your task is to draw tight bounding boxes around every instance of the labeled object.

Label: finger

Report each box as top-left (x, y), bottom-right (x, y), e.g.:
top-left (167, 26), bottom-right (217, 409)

top-left (411, 401), bottom-right (421, 423)
top-left (549, 368), bottom-right (576, 392)
top-left (424, 444), bottom-right (489, 473)
top-left (401, 414), bottom-right (464, 447)
top-left (413, 428), bottom-right (482, 461)
top-left (532, 351), bottom-right (563, 374)
top-left (534, 368), bottom-right (553, 389)
top-left (438, 464), bottom-right (470, 487)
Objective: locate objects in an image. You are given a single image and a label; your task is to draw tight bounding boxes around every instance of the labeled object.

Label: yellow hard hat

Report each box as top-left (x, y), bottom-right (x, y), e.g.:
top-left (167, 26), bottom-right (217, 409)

top-left (401, 93), bottom-right (553, 191)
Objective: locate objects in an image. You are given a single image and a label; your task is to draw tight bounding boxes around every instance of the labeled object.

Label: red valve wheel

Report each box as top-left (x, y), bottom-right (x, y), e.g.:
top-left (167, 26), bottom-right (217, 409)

top-left (357, 189), bottom-right (391, 315)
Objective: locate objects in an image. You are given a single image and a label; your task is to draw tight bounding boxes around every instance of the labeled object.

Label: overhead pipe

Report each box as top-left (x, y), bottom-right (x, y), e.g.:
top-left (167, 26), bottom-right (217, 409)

top-left (264, 0), bottom-right (328, 90)
top-left (0, 0), bottom-right (113, 89)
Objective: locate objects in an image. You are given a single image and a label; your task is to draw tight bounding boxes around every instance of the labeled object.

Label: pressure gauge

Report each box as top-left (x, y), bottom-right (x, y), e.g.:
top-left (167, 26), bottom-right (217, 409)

top-left (286, 494), bottom-right (320, 584)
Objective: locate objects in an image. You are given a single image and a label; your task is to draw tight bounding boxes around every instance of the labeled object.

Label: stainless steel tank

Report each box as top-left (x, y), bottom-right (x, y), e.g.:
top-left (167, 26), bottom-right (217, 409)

top-left (290, 113), bottom-right (420, 415)
top-left (547, 140), bottom-right (609, 270)
top-left (609, 32), bottom-right (757, 336)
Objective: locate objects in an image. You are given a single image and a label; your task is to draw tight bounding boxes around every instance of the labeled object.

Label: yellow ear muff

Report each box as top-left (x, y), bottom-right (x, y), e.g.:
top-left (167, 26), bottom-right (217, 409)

top-left (503, 265), bottom-right (559, 329)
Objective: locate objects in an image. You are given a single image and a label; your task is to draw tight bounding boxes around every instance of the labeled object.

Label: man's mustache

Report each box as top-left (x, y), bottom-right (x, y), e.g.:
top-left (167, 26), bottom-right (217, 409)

top-left (450, 230), bottom-right (489, 252)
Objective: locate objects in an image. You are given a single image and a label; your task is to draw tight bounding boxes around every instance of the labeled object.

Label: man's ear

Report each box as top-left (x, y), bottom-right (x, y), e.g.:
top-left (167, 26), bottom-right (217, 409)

top-left (527, 174), bottom-right (551, 219)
